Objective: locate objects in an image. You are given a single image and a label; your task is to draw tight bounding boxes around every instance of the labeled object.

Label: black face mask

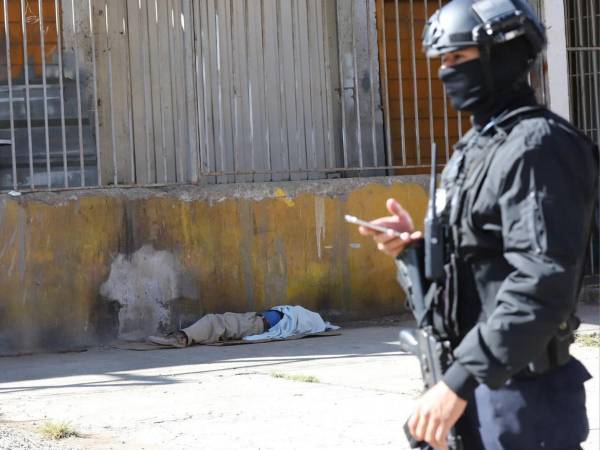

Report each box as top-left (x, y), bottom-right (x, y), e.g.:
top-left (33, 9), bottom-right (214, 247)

top-left (439, 58), bottom-right (489, 112)
top-left (439, 40), bottom-right (533, 113)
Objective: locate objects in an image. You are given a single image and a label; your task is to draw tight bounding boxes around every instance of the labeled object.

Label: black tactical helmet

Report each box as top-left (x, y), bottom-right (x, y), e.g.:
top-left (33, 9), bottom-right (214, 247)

top-left (423, 0), bottom-right (546, 59)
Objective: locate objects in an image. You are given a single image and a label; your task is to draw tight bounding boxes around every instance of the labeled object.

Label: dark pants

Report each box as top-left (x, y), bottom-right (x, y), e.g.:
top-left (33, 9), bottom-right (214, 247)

top-left (424, 358), bottom-right (591, 450)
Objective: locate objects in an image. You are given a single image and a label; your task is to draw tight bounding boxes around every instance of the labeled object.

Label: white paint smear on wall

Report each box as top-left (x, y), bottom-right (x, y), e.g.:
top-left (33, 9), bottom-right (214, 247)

top-left (315, 197), bottom-right (326, 259)
top-left (100, 244), bottom-right (182, 340)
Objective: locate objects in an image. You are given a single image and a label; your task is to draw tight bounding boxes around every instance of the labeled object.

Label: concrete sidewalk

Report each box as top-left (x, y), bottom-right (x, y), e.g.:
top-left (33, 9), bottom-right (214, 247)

top-left (0, 305), bottom-right (598, 450)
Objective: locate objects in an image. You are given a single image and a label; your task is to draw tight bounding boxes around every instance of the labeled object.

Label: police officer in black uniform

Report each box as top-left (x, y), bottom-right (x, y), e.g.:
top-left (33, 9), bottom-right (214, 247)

top-left (359, 1), bottom-right (599, 449)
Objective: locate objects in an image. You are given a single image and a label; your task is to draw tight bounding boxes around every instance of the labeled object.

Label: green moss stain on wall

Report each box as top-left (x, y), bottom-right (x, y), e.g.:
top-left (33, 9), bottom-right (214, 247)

top-left (0, 197), bottom-right (123, 351)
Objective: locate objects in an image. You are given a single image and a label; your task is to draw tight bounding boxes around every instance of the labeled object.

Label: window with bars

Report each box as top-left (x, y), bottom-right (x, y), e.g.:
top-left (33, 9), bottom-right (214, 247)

top-left (565, 0), bottom-right (600, 145)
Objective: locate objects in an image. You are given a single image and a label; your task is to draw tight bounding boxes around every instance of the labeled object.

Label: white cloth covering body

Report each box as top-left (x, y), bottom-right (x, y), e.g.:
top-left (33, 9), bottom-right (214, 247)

top-left (243, 305), bottom-right (339, 341)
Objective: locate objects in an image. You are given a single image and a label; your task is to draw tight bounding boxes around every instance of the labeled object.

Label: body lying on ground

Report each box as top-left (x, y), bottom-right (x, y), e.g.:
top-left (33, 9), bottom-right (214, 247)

top-left (147, 305), bottom-right (339, 347)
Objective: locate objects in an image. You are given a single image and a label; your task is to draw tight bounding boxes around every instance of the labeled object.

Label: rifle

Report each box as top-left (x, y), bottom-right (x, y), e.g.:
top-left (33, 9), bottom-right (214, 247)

top-left (396, 143), bottom-right (464, 450)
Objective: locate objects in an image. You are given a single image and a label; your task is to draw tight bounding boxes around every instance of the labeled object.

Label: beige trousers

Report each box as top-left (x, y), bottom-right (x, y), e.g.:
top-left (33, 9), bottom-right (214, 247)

top-left (182, 312), bottom-right (264, 344)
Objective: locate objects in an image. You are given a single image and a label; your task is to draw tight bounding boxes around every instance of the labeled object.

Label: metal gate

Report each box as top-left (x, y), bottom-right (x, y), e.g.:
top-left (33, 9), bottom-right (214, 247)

top-left (565, 0), bottom-right (600, 276)
top-left (566, 0), bottom-right (600, 145)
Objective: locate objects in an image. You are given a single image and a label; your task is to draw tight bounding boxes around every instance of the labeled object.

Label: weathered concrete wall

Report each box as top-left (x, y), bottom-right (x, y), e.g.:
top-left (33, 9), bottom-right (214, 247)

top-left (0, 177), bottom-right (428, 354)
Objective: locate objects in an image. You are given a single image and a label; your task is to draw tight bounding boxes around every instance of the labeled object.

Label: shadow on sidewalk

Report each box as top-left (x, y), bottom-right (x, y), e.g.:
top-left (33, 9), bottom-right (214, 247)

top-left (0, 325), bottom-right (413, 392)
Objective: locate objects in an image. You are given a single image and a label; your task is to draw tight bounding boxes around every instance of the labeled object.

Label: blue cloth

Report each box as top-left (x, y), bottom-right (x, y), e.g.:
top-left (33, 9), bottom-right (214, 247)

top-left (243, 305), bottom-right (339, 341)
top-left (261, 310), bottom-right (283, 329)
top-left (422, 358), bottom-right (591, 450)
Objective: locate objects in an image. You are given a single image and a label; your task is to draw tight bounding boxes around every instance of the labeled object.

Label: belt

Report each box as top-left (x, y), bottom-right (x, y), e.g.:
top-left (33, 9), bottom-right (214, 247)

top-left (515, 356), bottom-right (572, 380)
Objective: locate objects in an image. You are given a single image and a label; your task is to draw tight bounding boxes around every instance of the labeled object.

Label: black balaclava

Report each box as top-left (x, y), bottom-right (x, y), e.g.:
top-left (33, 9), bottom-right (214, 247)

top-left (439, 38), bottom-right (535, 118)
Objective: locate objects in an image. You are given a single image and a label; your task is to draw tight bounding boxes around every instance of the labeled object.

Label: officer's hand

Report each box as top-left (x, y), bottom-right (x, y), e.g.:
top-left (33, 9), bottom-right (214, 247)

top-left (358, 198), bottom-right (422, 258)
top-left (408, 381), bottom-right (467, 450)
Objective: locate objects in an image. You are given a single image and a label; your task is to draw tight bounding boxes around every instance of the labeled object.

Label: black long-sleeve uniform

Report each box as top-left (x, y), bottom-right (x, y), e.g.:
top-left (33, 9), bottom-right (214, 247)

top-left (435, 88), bottom-right (599, 399)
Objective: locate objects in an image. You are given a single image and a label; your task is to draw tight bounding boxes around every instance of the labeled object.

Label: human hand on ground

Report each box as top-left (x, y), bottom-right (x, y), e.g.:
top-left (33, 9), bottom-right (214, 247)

top-left (357, 198), bottom-right (422, 258)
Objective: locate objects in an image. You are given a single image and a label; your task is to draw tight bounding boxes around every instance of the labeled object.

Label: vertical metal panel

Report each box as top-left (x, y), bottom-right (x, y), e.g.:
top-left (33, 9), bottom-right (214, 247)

top-left (70, 0), bottom-right (86, 185)
top-left (439, 0), bottom-right (449, 161)
top-left (305, 0), bottom-right (319, 176)
top-left (200, 0), bottom-right (221, 182)
top-left (158, 0), bottom-right (177, 182)
top-left (92, 0), bottom-right (109, 184)
top-left (336, 0), bottom-right (385, 173)
top-left (423, 0), bottom-right (434, 160)
top-left (37, 0), bottom-right (50, 187)
top-left (315, 0), bottom-right (329, 170)
top-left (149, 1), bottom-right (163, 182)
top-left (106, 3), bottom-right (118, 185)
top-left (350, 0), bottom-right (363, 168)
top-left (278, 0), bottom-right (300, 180)
top-left (167, 1), bottom-right (182, 182)
top-left (19, 0), bottom-right (34, 187)
top-left (335, 0), bottom-right (348, 169)
top-left (296, 0), bottom-right (314, 176)
top-left (379, 0), bottom-right (392, 167)
top-left (100, 1), bottom-right (118, 184)
top-left (55, 0), bottom-right (69, 186)
top-left (124, 1), bottom-right (135, 184)
top-left (408, 0), bottom-right (421, 165)
top-left (196, 0), bottom-right (217, 183)
top-left (278, 2), bottom-right (291, 178)
top-left (191, 0), bottom-right (206, 182)
top-left (94, 0), bottom-right (135, 186)
top-left (229, 0), bottom-right (243, 183)
top-left (173, 0), bottom-right (193, 183)
top-left (88, 0), bottom-right (101, 186)
top-left (306, 0), bottom-right (327, 177)
top-left (146, 0), bottom-right (163, 182)
top-left (178, 0), bottom-right (190, 183)
top-left (263, 0), bottom-right (286, 181)
top-left (72, 0), bottom-right (99, 187)
top-left (321, 1), bottom-right (337, 170)
top-left (229, 0), bottom-right (246, 183)
top-left (212, 0), bottom-right (235, 183)
top-left (367, 0), bottom-right (377, 165)
top-left (2, 0), bottom-right (17, 190)
top-left (171, 0), bottom-right (197, 183)
top-left (290, 0), bottom-right (309, 180)
top-left (126, 0), bottom-right (154, 184)
top-left (393, 0), bottom-right (406, 166)
top-left (222, 0), bottom-right (236, 183)
top-left (182, 0), bottom-right (199, 183)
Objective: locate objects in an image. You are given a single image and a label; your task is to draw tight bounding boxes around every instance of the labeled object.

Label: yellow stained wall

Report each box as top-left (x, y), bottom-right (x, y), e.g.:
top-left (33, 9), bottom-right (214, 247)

top-left (0, 178), bottom-right (428, 353)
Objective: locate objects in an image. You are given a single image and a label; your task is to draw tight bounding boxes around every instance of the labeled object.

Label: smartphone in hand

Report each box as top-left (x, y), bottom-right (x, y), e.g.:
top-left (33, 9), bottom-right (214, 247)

top-left (344, 215), bottom-right (403, 238)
